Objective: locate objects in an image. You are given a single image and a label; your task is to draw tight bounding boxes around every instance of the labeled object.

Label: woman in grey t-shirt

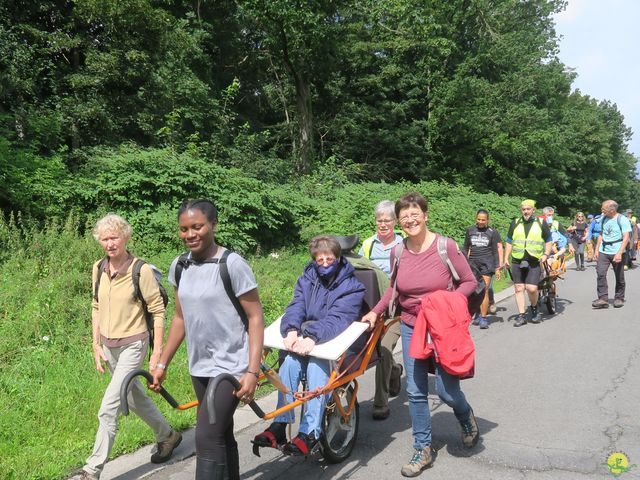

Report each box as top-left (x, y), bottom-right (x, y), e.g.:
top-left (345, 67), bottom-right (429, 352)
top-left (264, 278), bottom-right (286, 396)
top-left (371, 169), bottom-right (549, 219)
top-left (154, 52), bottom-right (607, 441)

top-left (151, 199), bottom-right (264, 480)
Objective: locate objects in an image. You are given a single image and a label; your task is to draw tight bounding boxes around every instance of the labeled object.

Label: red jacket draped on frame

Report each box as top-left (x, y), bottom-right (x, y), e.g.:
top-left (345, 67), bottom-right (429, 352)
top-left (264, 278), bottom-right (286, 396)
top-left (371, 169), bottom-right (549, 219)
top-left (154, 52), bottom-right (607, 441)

top-left (409, 289), bottom-right (475, 378)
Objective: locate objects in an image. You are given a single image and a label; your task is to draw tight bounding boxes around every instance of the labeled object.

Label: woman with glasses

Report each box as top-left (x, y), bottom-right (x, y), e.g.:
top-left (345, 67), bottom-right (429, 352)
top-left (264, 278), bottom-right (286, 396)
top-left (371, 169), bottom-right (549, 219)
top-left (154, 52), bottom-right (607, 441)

top-left (359, 200), bottom-right (404, 275)
top-left (567, 212), bottom-right (588, 271)
top-left (359, 200), bottom-right (405, 420)
top-left (361, 192), bottom-right (479, 478)
top-left (252, 236), bottom-right (365, 456)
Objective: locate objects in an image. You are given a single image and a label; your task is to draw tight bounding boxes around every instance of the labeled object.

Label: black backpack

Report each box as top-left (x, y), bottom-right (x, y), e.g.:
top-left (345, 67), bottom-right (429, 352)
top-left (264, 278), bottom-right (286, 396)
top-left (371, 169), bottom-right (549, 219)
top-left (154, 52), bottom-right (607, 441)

top-left (93, 258), bottom-right (169, 350)
top-left (174, 249), bottom-right (248, 331)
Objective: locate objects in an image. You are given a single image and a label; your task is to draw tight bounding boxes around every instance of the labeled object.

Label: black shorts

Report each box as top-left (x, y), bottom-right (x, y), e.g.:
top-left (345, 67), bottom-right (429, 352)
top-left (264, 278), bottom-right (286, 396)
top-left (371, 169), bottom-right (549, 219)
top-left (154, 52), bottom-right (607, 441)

top-left (469, 258), bottom-right (495, 277)
top-left (511, 262), bottom-right (541, 285)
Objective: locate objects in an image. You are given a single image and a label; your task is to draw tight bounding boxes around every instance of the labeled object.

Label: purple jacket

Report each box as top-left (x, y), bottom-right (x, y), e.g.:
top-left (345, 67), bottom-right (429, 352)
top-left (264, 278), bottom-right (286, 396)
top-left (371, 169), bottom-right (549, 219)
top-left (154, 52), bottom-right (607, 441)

top-left (280, 256), bottom-right (366, 344)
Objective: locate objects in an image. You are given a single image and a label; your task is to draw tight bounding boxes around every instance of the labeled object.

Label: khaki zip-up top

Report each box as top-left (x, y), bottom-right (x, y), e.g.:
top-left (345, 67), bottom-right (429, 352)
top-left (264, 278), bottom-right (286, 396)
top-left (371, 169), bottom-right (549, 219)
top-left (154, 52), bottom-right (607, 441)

top-left (92, 258), bottom-right (165, 340)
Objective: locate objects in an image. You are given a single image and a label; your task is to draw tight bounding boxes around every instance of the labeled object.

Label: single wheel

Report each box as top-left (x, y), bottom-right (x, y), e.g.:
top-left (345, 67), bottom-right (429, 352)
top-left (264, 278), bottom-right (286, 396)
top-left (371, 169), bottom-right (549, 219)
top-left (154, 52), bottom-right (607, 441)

top-left (320, 382), bottom-right (359, 463)
top-left (545, 293), bottom-right (557, 314)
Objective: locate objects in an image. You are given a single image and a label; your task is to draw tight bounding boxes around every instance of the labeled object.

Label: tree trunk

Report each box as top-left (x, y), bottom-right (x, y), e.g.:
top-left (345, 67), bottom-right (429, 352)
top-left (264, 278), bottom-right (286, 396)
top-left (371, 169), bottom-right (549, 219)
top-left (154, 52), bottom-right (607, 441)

top-left (294, 75), bottom-right (312, 173)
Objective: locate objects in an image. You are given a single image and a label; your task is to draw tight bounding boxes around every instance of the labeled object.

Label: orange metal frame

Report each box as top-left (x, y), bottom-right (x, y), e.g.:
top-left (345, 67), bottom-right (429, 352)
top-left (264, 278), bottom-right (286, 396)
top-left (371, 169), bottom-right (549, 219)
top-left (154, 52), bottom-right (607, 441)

top-left (260, 315), bottom-right (395, 421)
top-left (165, 315), bottom-right (398, 423)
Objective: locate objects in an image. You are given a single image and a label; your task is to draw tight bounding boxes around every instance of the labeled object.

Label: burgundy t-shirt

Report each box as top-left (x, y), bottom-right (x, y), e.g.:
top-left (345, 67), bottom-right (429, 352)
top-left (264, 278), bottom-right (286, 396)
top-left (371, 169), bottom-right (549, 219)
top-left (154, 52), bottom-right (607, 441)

top-left (373, 236), bottom-right (477, 326)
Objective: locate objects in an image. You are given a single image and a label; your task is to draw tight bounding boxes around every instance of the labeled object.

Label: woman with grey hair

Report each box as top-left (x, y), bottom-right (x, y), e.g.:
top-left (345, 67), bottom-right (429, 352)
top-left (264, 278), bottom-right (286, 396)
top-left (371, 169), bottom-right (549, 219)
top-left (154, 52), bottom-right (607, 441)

top-left (359, 200), bottom-right (404, 420)
top-left (79, 214), bottom-right (181, 480)
top-left (359, 200), bottom-right (404, 274)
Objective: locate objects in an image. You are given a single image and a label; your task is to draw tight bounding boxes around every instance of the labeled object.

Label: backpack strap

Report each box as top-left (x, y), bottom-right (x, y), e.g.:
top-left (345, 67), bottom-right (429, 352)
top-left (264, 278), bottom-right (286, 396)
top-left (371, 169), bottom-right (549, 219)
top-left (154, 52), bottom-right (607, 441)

top-left (174, 249), bottom-right (248, 331)
top-left (218, 250), bottom-right (249, 332)
top-left (174, 253), bottom-right (191, 288)
top-left (437, 236), bottom-right (460, 289)
top-left (93, 257), bottom-right (109, 302)
top-left (131, 258), bottom-right (155, 349)
top-left (388, 240), bottom-right (405, 318)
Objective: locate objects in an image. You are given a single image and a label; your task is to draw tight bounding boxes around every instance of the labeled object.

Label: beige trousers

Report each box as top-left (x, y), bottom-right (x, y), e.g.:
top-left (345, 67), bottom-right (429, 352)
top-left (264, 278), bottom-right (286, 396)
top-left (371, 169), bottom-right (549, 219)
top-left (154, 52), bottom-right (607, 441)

top-left (374, 319), bottom-right (402, 408)
top-left (84, 340), bottom-right (172, 477)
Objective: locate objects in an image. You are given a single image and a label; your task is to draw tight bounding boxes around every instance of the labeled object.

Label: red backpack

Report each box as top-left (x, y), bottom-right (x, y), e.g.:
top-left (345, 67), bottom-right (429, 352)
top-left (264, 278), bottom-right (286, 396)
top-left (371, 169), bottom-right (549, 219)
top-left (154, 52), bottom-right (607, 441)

top-left (409, 289), bottom-right (475, 378)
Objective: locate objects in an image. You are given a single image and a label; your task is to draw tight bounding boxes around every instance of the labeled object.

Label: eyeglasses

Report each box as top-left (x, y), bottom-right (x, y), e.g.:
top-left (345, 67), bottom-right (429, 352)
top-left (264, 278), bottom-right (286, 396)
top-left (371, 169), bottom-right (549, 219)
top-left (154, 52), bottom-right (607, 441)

top-left (315, 255), bottom-right (336, 266)
top-left (399, 212), bottom-right (424, 224)
top-left (376, 218), bottom-right (395, 225)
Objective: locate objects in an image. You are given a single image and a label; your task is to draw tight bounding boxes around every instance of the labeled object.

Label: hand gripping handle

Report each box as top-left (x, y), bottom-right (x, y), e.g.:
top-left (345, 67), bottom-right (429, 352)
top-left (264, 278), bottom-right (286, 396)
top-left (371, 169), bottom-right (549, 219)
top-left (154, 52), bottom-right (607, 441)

top-left (205, 373), bottom-right (265, 424)
top-left (119, 369), bottom-right (179, 416)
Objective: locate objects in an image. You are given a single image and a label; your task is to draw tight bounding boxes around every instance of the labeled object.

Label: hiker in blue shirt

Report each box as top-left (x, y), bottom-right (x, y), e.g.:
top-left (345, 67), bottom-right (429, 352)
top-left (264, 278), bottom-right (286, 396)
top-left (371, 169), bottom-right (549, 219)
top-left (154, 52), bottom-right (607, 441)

top-left (586, 213), bottom-right (602, 262)
top-left (592, 200), bottom-right (632, 309)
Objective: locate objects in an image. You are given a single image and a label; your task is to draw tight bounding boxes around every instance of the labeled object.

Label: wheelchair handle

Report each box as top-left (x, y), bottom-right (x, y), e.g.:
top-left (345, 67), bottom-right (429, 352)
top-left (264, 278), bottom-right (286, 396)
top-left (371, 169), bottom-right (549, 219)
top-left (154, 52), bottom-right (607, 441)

top-left (205, 373), bottom-right (265, 424)
top-left (120, 369), bottom-right (179, 416)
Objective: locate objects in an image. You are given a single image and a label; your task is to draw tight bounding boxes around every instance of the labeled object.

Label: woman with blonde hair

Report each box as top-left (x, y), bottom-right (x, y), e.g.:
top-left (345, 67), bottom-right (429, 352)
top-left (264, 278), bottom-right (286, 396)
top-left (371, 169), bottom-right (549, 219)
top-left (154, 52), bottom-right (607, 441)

top-left (79, 214), bottom-right (181, 480)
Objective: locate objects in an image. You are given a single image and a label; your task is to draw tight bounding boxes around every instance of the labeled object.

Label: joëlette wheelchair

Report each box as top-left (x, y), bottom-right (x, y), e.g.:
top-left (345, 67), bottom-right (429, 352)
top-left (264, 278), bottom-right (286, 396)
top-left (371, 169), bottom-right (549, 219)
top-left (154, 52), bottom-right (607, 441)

top-left (537, 253), bottom-right (566, 314)
top-left (120, 235), bottom-right (394, 464)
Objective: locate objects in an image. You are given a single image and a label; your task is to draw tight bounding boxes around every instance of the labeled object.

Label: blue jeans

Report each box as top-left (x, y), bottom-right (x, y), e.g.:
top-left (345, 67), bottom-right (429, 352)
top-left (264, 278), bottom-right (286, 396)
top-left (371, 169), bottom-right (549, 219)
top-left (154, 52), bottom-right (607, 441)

top-left (401, 322), bottom-right (472, 449)
top-left (274, 354), bottom-right (331, 438)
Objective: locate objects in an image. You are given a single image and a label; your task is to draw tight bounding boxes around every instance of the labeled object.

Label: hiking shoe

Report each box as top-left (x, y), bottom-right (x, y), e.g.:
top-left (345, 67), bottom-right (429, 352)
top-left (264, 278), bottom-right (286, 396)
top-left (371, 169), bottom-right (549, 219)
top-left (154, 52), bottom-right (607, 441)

top-left (592, 298), bottom-right (609, 309)
top-left (529, 305), bottom-right (540, 324)
top-left (74, 471), bottom-right (99, 480)
top-left (460, 409), bottom-right (480, 448)
top-left (400, 446), bottom-right (436, 477)
top-left (613, 298), bottom-right (625, 308)
top-left (514, 313), bottom-right (527, 327)
top-left (478, 316), bottom-right (489, 329)
top-left (150, 430), bottom-right (182, 464)
top-left (282, 431), bottom-right (317, 456)
top-left (389, 364), bottom-right (404, 397)
top-left (471, 314), bottom-right (480, 326)
top-left (252, 422), bottom-right (287, 448)
top-left (488, 303), bottom-right (497, 314)
top-left (372, 406), bottom-right (391, 420)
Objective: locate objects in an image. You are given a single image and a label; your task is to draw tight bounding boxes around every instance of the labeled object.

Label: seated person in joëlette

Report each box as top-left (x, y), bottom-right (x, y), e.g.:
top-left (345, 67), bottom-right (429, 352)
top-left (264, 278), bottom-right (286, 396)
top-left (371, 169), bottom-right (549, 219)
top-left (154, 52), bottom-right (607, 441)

top-left (252, 236), bottom-right (365, 455)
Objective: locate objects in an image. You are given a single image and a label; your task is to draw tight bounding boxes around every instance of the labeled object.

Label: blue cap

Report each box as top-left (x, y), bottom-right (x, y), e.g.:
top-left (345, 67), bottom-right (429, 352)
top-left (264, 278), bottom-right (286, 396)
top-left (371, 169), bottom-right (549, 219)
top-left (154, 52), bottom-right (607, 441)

top-left (587, 214), bottom-right (594, 219)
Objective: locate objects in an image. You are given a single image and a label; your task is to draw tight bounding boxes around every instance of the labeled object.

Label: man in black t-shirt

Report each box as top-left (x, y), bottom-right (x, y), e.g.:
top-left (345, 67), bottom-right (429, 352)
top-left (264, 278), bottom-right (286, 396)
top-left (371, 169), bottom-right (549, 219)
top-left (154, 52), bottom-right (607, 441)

top-left (463, 209), bottom-right (503, 329)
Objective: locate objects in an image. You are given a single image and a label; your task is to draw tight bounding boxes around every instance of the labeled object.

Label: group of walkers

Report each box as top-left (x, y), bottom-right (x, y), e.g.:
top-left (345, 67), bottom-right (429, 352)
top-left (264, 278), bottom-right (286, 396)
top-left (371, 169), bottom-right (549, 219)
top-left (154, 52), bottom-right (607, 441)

top-left (78, 193), bottom-right (637, 480)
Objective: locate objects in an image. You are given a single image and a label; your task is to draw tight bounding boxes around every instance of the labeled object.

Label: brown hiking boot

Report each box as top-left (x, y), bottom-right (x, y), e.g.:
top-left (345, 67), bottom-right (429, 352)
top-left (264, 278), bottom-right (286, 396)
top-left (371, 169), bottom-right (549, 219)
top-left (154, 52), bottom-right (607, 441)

top-left (460, 409), bottom-right (480, 448)
top-left (592, 298), bottom-right (609, 309)
top-left (400, 446), bottom-right (436, 477)
top-left (150, 430), bottom-right (182, 464)
top-left (74, 471), bottom-right (99, 480)
top-left (613, 298), bottom-right (625, 308)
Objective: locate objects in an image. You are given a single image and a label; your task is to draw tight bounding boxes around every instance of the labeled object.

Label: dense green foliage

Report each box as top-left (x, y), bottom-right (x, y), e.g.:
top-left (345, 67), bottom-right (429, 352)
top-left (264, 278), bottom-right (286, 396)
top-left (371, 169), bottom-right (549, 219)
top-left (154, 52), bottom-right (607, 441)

top-left (1, 0), bottom-right (638, 216)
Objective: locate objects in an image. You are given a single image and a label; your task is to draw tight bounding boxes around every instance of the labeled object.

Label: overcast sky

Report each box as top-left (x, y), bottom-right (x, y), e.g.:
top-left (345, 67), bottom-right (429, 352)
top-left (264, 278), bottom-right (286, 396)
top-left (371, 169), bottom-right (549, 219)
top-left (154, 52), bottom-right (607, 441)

top-left (554, 0), bottom-right (639, 167)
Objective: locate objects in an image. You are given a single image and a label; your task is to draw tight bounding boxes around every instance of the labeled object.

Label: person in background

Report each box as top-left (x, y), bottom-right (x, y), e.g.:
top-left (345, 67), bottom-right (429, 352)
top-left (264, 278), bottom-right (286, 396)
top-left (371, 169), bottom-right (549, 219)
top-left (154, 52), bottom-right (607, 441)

top-left (566, 212), bottom-right (588, 271)
top-left (624, 209), bottom-right (637, 270)
top-left (587, 213), bottom-right (603, 262)
top-left (585, 214), bottom-right (595, 262)
top-left (463, 209), bottom-right (503, 329)
top-left (359, 200), bottom-right (404, 275)
top-left (79, 214), bottom-right (181, 480)
top-left (362, 192), bottom-right (479, 478)
top-left (151, 199), bottom-right (264, 479)
top-left (359, 200), bottom-right (404, 419)
top-left (503, 200), bottom-right (553, 327)
top-left (592, 200), bottom-right (631, 309)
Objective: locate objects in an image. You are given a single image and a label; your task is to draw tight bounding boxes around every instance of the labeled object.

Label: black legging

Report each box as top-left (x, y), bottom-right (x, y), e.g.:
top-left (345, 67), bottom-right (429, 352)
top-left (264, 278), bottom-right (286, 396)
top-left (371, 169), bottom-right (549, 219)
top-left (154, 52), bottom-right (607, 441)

top-left (192, 376), bottom-right (240, 478)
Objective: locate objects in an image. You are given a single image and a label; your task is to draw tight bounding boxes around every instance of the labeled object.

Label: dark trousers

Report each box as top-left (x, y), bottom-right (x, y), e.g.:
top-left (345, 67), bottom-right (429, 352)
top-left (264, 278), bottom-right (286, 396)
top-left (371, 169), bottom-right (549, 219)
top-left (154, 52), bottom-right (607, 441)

top-left (596, 253), bottom-right (626, 300)
top-left (192, 376), bottom-right (240, 479)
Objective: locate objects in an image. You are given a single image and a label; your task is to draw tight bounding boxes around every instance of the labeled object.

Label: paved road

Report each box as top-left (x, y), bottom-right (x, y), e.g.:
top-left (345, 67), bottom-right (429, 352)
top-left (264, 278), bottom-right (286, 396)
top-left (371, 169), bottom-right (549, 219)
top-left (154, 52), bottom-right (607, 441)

top-left (99, 261), bottom-right (640, 480)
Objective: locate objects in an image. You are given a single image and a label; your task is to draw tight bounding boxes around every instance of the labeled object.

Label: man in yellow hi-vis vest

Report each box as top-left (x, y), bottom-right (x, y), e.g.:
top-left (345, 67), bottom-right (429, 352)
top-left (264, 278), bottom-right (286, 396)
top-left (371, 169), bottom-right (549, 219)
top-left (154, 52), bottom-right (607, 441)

top-left (503, 200), bottom-right (553, 327)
